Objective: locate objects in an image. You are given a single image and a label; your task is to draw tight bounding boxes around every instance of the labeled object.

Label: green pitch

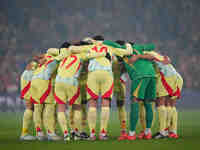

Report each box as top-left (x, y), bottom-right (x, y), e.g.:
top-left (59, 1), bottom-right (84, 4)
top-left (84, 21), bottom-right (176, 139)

top-left (0, 110), bottom-right (200, 150)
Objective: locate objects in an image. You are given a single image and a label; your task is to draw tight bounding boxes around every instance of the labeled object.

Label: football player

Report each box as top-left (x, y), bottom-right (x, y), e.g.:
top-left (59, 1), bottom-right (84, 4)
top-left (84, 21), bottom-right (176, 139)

top-left (20, 56), bottom-right (38, 141)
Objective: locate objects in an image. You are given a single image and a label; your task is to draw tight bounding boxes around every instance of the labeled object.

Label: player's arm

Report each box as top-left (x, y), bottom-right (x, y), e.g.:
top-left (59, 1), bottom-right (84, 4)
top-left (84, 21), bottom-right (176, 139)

top-left (80, 51), bottom-right (107, 60)
top-left (143, 51), bottom-right (164, 62)
top-left (128, 55), bottom-right (140, 64)
top-left (53, 48), bottom-right (71, 61)
top-left (112, 43), bottom-right (133, 57)
top-left (69, 45), bottom-right (95, 53)
top-left (104, 40), bottom-right (132, 57)
top-left (143, 51), bottom-right (171, 64)
top-left (128, 53), bottom-right (155, 64)
top-left (161, 56), bottom-right (171, 64)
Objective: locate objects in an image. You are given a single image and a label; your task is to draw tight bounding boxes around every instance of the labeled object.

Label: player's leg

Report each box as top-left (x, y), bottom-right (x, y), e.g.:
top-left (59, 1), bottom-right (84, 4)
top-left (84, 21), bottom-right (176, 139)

top-left (31, 78), bottom-right (50, 140)
top-left (168, 98), bottom-right (179, 138)
top-left (43, 103), bottom-right (61, 141)
top-left (99, 99), bottom-right (110, 140)
top-left (127, 79), bottom-right (142, 140)
top-left (168, 76), bottom-right (183, 139)
top-left (86, 71), bottom-right (99, 140)
top-left (79, 79), bottom-right (89, 139)
top-left (87, 99), bottom-right (97, 140)
top-left (99, 71), bottom-right (113, 140)
top-left (43, 82), bottom-right (62, 141)
top-left (81, 102), bottom-right (87, 132)
top-left (117, 100), bottom-right (127, 138)
top-left (33, 103), bottom-right (46, 140)
top-left (151, 102), bottom-right (156, 128)
top-left (143, 78), bottom-right (157, 140)
top-left (20, 78), bottom-right (35, 140)
top-left (54, 82), bottom-right (70, 141)
top-left (165, 99), bottom-right (172, 131)
top-left (63, 84), bottom-right (82, 141)
top-left (138, 101), bottom-right (146, 139)
top-left (128, 97), bottom-right (139, 140)
top-left (138, 101), bottom-right (157, 139)
top-left (57, 104), bottom-right (70, 141)
top-left (156, 73), bottom-right (173, 135)
top-left (69, 107), bottom-right (75, 131)
top-left (116, 80), bottom-right (128, 140)
top-left (80, 101), bottom-right (89, 139)
top-left (153, 96), bottom-right (168, 139)
top-left (70, 104), bottom-right (82, 140)
top-left (20, 100), bottom-right (36, 140)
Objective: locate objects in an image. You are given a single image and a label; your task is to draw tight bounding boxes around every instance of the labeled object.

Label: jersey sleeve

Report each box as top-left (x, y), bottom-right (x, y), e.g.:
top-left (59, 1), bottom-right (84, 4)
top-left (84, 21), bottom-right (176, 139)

top-left (54, 48), bottom-right (71, 61)
top-left (79, 51), bottom-right (106, 60)
top-left (111, 46), bottom-right (132, 57)
top-left (143, 51), bottom-right (164, 62)
top-left (40, 57), bottom-right (59, 80)
top-left (103, 41), bottom-right (132, 57)
top-left (69, 45), bottom-right (95, 53)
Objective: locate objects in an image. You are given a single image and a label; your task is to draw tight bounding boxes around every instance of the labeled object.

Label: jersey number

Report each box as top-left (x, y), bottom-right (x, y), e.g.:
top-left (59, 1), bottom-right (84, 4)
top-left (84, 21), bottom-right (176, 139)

top-left (92, 46), bottom-right (108, 53)
top-left (61, 55), bottom-right (78, 69)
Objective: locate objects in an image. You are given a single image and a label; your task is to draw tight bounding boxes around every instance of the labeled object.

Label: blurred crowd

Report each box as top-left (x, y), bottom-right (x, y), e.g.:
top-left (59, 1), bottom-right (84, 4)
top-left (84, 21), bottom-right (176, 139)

top-left (1, 0), bottom-right (200, 94)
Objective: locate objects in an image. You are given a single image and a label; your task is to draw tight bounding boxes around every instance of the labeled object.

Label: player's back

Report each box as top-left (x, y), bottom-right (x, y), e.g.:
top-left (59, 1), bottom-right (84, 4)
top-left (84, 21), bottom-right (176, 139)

top-left (20, 61), bottom-right (37, 99)
top-left (33, 55), bottom-right (58, 80)
top-left (57, 54), bottom-right (82, 78)
top-left (156, 62), bottom-right (182, 79)
top-left (125, 48), bottom-right (156, 80)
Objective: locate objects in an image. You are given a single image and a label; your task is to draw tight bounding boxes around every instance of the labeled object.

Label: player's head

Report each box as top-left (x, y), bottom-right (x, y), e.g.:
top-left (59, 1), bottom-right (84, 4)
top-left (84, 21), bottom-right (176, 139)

top-left (82, 37), bottom-right (94, 44)
top-left (26, 60), bottom-right (38, 70)
top-left (37, 54), bottom-right (46, 65)
top-left (128, 41), bottom-right (135, 45)
top-left (73, 40), bottom-right (92, 46)
top-left (115, 40), bottom-right (125, 46)
top-left (60, 41), bottom-right (71, 49)
top-left (32, 55), bottom-right (39, 62)
top-left (46, 48), bottom-right (59, 57)
top-left (92, 35), bottom-right (104, 41)
top-left (59, 41), bottom-right (71, 54)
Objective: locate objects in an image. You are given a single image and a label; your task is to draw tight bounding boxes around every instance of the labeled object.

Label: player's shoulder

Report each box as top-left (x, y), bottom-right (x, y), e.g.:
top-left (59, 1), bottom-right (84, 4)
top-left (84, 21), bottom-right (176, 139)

top-left (103, 40), bottom-right (121, 48)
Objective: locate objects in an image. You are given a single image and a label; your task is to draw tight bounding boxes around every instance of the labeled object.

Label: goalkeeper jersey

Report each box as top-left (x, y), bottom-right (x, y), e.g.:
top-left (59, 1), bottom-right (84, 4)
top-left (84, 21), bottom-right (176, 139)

top-left (123, 46), bottom-right (156, 81)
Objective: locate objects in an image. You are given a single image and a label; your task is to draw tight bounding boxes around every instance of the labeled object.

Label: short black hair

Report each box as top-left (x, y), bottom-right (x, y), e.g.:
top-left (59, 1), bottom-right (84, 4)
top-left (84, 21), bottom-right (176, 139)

top-left (73, 41), bottom-right (92, 46)
top-left (60, 41), bottom-right (71, 49)
top-left (128, 41), bottom-right (135, 45)
top-left (92, 35), bottom-right (104, 41)
top-left (115, 40), bottom-right (125, 46)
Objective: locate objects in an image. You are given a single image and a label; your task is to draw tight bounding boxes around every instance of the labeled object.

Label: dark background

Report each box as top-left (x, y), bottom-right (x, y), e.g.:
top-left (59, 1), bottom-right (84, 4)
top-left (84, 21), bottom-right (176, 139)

top-left (0, 0), bottom-right (200, 110)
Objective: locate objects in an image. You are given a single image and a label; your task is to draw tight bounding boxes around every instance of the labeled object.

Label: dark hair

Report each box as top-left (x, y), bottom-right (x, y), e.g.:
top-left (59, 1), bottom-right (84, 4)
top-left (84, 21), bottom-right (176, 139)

top-left (92, 35), bottom-right (104, 41)
top-left (115, 40), bottom-right (125, 46)
top-left (73, 41), bottom-right (92, 46)
top-left (60, 41), bottom-right (71, 49)
top-left (128, 41), bottom-right (135, 45)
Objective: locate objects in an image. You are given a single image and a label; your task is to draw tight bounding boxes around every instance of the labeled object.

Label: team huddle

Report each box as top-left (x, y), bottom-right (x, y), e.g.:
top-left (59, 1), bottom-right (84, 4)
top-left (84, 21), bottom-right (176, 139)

top-left (20, 35), bottom-right (183, 141)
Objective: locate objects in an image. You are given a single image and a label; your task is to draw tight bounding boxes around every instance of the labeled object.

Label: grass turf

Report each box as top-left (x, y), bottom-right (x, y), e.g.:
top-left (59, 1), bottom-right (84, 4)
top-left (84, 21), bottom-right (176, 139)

top-left (0, 110), bottom-right (200, 150)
